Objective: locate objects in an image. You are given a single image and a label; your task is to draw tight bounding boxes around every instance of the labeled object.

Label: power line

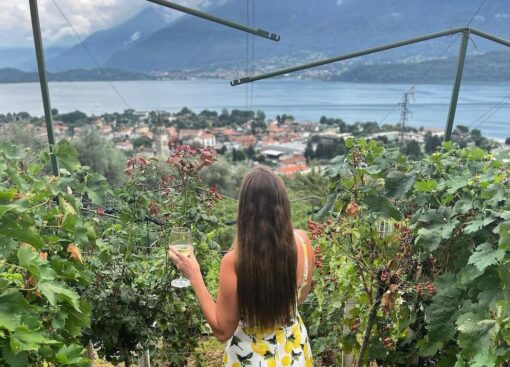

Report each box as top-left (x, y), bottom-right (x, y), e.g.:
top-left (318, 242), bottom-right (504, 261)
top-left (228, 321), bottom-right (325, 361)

top-left (51, 0), bottom-right (132, 110)
top-left (245, 0), bottom-right (250, 109)
top-left (468, 94), bottom-right (510, 130)
top-left (249, 0), bottom-right (256, 110)
top-left (467, 0), bottom-right (487, 27)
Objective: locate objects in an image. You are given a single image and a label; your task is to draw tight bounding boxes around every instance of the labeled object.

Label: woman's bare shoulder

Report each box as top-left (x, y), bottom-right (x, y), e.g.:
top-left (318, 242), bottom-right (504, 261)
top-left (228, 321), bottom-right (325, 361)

top-left (294, 228), bottom-right (310, 243)
top-left (221, 251), bottom-right (237, 272)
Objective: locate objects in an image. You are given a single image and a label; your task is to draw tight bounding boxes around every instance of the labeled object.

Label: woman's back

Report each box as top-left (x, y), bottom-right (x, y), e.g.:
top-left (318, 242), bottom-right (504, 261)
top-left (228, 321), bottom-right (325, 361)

top-left (222, 229), bottom-right (314, 367)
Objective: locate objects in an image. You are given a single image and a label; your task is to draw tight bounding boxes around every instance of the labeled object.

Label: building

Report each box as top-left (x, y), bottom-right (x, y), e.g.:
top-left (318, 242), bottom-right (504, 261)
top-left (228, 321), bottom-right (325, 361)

top-left (275, 164), bottom-right (310, 177)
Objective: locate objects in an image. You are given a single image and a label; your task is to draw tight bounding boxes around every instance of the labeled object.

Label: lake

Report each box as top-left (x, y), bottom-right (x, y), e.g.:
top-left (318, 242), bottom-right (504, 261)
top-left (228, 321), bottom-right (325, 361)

top-left (0, 79), bottom-right (509, 140)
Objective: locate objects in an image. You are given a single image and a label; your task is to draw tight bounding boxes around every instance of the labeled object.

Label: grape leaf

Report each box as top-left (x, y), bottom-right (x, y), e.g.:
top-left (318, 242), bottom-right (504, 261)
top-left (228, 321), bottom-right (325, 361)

top-left (0, 291), bottom-right (28, 331)
top-left (17, 247), bottom-right (55, 281)
top-left (0, 214), bottom-right (44, 249)
top-left (498, 222), bottom-right (510, 250)
top-left (38, 281), bottom-right (81, 311)
top-left (468, 243), bottom-right (505, 272)
top-left (10, 325), bottom-right (48, 353)
top-left (363, 195), bottom-right (402, 220)
top-left (385, 171), bottom-right (416, 198)
top-left (414, 180), bottom-right (437, 192)
top-left (52, 140), bottom-right (81, 172)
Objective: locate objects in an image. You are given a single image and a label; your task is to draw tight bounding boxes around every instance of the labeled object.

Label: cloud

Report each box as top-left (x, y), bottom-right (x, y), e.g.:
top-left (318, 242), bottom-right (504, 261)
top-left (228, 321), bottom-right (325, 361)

top-left (0, 0), bottom-right (213, 47)
top-left (0, 0), bottom-right (147, 46)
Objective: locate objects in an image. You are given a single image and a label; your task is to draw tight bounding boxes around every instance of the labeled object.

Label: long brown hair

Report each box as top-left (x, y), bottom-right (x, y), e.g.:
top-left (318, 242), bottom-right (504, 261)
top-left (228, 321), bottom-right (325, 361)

top-left (236, 166), bottom-right (297, 328)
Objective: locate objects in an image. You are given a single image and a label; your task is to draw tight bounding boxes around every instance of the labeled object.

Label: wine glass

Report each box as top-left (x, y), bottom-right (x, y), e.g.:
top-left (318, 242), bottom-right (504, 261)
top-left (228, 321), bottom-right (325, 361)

top-left (169, 227), bottom-right (194, 288)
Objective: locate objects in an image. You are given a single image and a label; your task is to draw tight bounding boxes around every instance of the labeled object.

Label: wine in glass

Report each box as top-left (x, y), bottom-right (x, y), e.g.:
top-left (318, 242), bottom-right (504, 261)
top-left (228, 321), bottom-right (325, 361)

top-left (169, 227), bottom-right (193, 288)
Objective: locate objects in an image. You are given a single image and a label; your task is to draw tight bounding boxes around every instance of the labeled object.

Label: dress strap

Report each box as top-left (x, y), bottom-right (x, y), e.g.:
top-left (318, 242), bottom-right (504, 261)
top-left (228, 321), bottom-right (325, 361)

top-left (295, 231), bottom-right (309, 293)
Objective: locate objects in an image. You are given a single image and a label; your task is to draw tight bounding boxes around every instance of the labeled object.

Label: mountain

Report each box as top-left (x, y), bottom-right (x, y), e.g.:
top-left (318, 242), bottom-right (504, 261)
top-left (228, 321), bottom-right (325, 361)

top-left (46, 6), bottom-right (176, 71)
top-left (0, 47), bottom-right (68, 71)
top-left (0, 68), bottom-right (153, 83)
top-left (329, 50), bottom-right (510, 83)
top-left (103, 0), bottom-right (510, 72)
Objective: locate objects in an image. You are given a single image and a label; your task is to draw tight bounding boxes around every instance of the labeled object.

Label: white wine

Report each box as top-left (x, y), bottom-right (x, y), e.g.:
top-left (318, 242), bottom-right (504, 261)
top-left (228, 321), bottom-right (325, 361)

top-left (171, 244), bottom-right (193, 257)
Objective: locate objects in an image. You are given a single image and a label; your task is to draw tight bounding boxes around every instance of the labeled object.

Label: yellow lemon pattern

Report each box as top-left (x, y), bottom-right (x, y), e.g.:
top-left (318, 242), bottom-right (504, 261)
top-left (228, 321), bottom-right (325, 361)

top-left (222, 312), bottom-right (313, 366)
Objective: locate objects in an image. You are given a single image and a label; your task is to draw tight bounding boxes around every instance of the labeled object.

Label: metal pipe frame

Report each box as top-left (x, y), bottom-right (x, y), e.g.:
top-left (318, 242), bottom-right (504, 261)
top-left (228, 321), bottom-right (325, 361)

top-left (147, 0), bottom-right (280, 41)
top-left (230, 27), bottom-right (510, 142)
top-left (230, 27), bottom-right (468, 86)
top-left (29, 0), bottom-right (59, 176)
top-left (444, 30), bottom-right (470, 141)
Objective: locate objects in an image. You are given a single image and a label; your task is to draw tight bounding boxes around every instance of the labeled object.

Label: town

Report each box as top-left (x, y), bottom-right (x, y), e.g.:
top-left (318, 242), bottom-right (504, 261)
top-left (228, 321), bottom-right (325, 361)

top-left (0, 107), bottom-right (503, 180)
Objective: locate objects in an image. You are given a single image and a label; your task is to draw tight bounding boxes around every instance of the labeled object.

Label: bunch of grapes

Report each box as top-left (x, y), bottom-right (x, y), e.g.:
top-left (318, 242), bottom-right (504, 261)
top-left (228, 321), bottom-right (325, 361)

top-left (307, 220), bottom-right (324, 240)
top-left (415, 281), bottom-right (436, 297)
top-left (315, 244), bottom-right (323, 273)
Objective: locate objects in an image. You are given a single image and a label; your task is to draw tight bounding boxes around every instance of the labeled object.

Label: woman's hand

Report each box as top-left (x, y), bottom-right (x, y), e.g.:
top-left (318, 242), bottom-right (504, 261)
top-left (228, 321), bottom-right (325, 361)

top-left (168, 247), bottom-right (202, 285)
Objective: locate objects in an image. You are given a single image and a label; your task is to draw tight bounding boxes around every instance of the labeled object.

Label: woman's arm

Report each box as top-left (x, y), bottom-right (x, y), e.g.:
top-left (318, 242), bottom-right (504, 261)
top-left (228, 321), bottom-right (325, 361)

top-left (168, 249), bottom-right (239, 342)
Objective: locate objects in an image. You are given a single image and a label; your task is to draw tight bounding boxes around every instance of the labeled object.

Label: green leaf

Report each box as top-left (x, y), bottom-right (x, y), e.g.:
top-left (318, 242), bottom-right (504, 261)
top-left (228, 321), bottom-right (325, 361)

top-left (0, 291), bottom-right (28, 331)
top-left (0, 214), bottom-right (44, 249)
top-left (470, 350), bottom-right (497, 367)
top-left (467, 148), bottom-right (486, 161)
top-left (84, 173), bottom-right (111, 205)
top-left (414, 180), bottom-right (437, 192)
top-left (18, 247), bottom-right (55, 281)
top-left (38, 281), bottom-right (81, 311)
top-left (385, 171), bottom-right (416, 198)
top-left (10, 325), bottom-right (48, 354)
top-left (0, 188), bottom-right (18, 202)
top-left (498, 222), bottom-right (510, 250)
top-left (418, 340), bottom-right (442, 357)
top-left (468, 243), bottom-right (506, 272)
top-left (424, 274), bottom-right (464, 345)
top-left (444, 176), bottom-right (468, 195)
top-left (64, 300), bottom-right (91, 337)
top-left (1, 341), bottom-right (28, 367)
top-left (0, 143), bottom-right (26, 160)
top-left (363, 195), bottom-right (402, 220)
top-left (60, 197), bottom-right (77, 231)
top-left (53, 140), bottom-right (81, 172)
top-left (464, 219), bottom-right (486, 234)
top-left (457, 313), bottom-right (499, 358)
top-left (55, 344), bottom-right (87, 365)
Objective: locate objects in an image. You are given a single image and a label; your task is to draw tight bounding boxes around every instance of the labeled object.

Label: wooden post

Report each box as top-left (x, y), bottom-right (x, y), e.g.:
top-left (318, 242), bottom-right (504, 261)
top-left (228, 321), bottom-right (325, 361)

top-left (342, 299), bottom-right (355, 367)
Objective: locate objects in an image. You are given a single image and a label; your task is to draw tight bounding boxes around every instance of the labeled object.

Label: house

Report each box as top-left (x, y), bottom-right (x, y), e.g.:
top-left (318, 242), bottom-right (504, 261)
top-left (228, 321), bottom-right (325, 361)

top-left (231, 135), bottom-right (256, 148)
top-left (116, 141), bottom-right (134, 151)
top-left (275, 164), bottom-right (309, 177)
top-left (279, 155), bottom-right (306, 166)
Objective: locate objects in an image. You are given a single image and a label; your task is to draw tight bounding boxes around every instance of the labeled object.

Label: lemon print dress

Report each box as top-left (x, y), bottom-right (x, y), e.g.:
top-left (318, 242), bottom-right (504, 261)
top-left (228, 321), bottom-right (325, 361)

top-left (222, 232), bottom-right (313, 367)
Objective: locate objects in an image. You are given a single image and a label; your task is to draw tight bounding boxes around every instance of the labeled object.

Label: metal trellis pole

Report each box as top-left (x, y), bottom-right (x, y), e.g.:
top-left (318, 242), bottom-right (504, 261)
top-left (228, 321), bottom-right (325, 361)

top-left (146, 0), bottom-right (280, 41)
top-left (29, 0), bottom-right (59, 176)
top-left (444, 29), bottom-right (470, 142)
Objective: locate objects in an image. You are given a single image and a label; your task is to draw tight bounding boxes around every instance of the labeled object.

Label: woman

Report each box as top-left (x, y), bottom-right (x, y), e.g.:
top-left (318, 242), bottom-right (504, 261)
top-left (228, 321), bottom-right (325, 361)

top-left (169, 166), bottom-right (315, 367)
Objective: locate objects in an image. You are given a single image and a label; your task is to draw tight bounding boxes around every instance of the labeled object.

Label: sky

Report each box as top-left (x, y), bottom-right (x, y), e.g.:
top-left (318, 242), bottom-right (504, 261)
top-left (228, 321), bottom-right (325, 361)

top-left (0, 0), bottom-right (204, 48)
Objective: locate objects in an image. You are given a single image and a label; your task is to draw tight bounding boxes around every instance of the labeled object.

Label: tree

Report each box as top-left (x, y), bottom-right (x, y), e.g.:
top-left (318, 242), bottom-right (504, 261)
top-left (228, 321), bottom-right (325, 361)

top-left (58, 110), bottom-right (88, 124)
top-left (304, 142), bottom-right (315, 160)
top-left (424, 133), bottom-right (442, 154)
top-left (232, 148), bottom-right (246, 162)
top-left (506, 137), bottom-right (510, 145)
top-left (255, 110), bottom-right (266, 123)
top-left (245, 145), bottom-right (256, 159)
top-left (0, 124), bottom-right (45, 151)
top-left (132, 136), bottom-right (153, 150)
top-left (200, 158), bottom-right (249, 198)
top-left (402, 139), bottom-right (423, 160)
top-left (73, 130), bottom-right (127, 187)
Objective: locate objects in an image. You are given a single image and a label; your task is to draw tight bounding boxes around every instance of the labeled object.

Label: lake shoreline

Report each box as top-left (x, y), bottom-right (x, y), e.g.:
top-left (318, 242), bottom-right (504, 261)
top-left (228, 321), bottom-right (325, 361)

top-left (1, 79), bottom-right (508, 140)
